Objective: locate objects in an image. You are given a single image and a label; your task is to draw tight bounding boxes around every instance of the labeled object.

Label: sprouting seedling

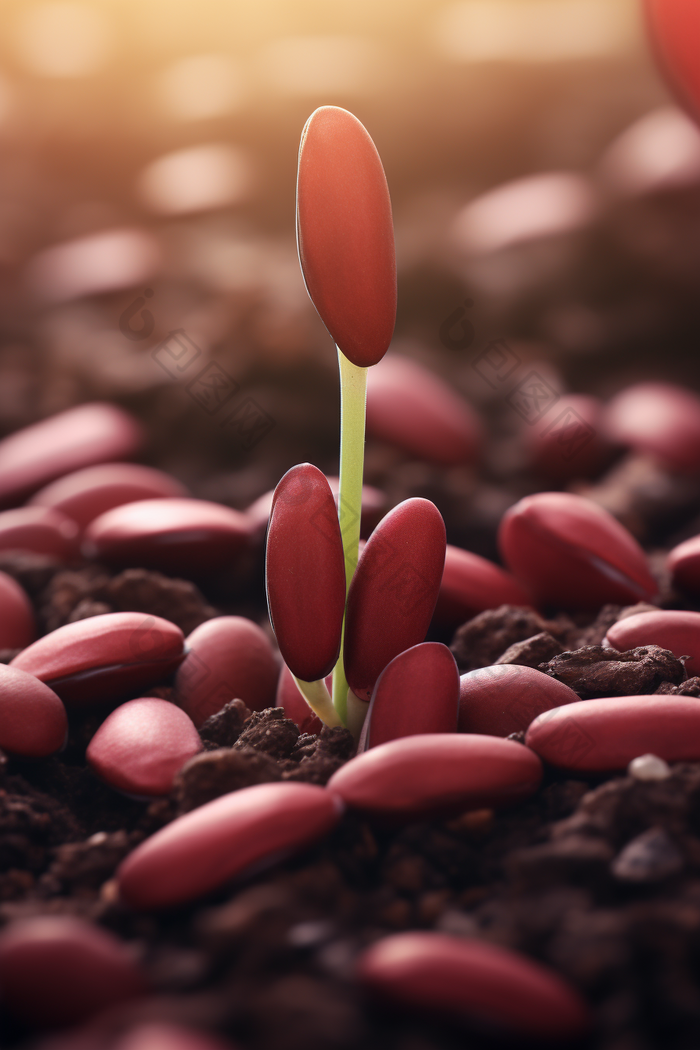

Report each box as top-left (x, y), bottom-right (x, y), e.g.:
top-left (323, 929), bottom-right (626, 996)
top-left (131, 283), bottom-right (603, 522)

top-left (265, 464), bottom-right (345, 728)
top-left (296, 106), bottom-right (397, 724)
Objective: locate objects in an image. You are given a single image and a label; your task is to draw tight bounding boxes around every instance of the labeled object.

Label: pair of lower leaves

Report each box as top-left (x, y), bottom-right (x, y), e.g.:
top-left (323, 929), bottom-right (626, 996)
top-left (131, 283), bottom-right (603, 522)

top-left (265, 463), bottom-right (453, 738)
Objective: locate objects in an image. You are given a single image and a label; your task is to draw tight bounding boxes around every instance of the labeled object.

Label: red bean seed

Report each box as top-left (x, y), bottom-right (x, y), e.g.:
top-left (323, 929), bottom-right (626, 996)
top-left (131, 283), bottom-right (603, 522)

top-left (0, 570), bottom-right (34, 649)
top-left (0, 915), bottom-right (146, 1029)
top-left (265, 464), bottom-right (345, 683)
top-left (246, 476), bottom-right (386, 541)
top-left (360, 643), bottom-right (459, 750)
top-left (296, 107), bottom-right (396, 368)
top-left (528, 393), bottom-right (611, 481)
top-left (0, 664), bottom-right (66, 757)
top-left (114, 1023), bottom-right (239, 1050)
top-left (434, 544), bottom-right (532, 626)
top-left (117, 782), bottom-right (343, 910)
top-left (357, 931), bottom-right (589, 1041)
top-left (344, 498), bottom-right (446, 701)
top-left (526, 694), bottom-right (700, 770)
top-left (10, 612), bottom-right (185, 706)
top-left (605, 609), bottom-right (700, 676)
top-left (31, 463), bottom-right (187, 532)
top-left (327, 733), bottom-right (542, 820)
top-left (0, 403), bottom-right (143, 509)
top-left (0, 506), bottom-right (79, 560)
top-left (275, 663), bottom-right (324, 735)
top-left (83, 498), bottom-right (252, 576)
top-left (458, 664), bottom-right (581, 737)
top-left (603, 382), bottom-right (700, 473)
top-left (365, 354), bottom-right (481, 466)
top-left (668, 535), bottom-right (700, 595)
top-left (498, 491), bottom-right (657, 610)
top-left (87, 698), bottom-right (202, 796)
top-left (175, 616), bottom-right (279, 727)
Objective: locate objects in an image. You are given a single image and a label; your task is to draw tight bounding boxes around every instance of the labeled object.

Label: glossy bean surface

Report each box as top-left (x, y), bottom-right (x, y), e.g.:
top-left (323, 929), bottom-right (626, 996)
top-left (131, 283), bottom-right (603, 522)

top-left (605, 609), bottom-right (700, 676)
top-left (265, 464), bottom-right (345, 683)
top-left (296, 106), bottom-right (396, 368)
top-left (87, 698), bottom-right (202, 796)
top-left (176, 616), bottom-right (279, 727)
top-left (0, 403), bottom-right (143, 508)
top-left (0, 664), bottom-right (66, 757)
top-left (360, 643), bottom-right (459, 750)
top-left (10, 611), bottom-right (185, 706)
top-left (668, 535), bottom-right (700, 595)
top-left (31, 462), bottom-right (188, 532)
top-left (84, 498), bottom-right (252, 576)
top-left (458, 664), bottom-right (581, 737)
top-left (526, 694), bottom-right (700, 770)
top-left (434, 544), bottom-right (532, 626)
top-left (327, 733), bottom-right (542, 820)
top-left (603, 382), bottom-right (700, 473)
top-left (365, 354), bottom-right (481, 466)
top-left (0, 570), bottom-right (34, 649)
top-left (499, 491), bottom-right (657, 610)
top-left (344, 498), bottom-right (446, 701)
top-left (358, 931), bottom-right (589, 1040)
top-left (0, 506), bottom-right (79, 560)
top-left (118, 782), bottom-right (343, 909)
top-left (0, 915), bottom-right (146, 1029)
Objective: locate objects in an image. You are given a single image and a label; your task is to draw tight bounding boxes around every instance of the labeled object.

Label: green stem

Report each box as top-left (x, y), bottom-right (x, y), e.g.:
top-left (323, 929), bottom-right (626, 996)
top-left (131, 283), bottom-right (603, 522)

top-left (293, 676), bottom-right (343, 728)
top-left (332, 348), bottom-right (368, 724)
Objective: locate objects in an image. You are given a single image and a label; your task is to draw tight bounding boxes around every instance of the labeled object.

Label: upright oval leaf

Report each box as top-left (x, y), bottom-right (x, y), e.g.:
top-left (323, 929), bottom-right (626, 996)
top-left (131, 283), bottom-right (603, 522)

top-left (296, 106), bottom-right (396, 367)
top-left (344, 498), bottom-right (446, 701)
top-left (266, 464), bottom-right (345, 682)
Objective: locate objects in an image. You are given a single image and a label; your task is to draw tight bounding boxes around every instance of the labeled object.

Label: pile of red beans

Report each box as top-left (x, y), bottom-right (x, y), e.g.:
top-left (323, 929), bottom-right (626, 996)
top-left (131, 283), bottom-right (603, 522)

top-left (2, 377), bottom-right (700, 1049)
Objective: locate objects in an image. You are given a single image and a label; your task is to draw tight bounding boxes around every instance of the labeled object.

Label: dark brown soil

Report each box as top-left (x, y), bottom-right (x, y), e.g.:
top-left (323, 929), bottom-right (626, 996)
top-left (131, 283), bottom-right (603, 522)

top-left (3, 556), bottom-right (700, 1050)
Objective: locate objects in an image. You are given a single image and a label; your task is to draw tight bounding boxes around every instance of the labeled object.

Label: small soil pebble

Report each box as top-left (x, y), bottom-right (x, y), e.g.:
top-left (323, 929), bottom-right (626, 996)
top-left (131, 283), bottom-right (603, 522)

top-left (433, 543), bottom-right (532, 627)
top-left (498, 491), bottom-right (658, 609)
top-left (526, 695), bottom-right (700, 770)
top-left (10, 611), bottom-right (185, 705)
top-left (539, 643), bottom-right (685, 697)
top-left (117, 781), bottom-right (343, 910)
top-left (0, 506), bottom-right (80, 560)
top-left (198, 697), bottom-right (253, 748)
top-left (450, 604), bottom-right (566, 672)
top-left (83, 499), bottom-right (252, 577)
top-left (458, 663), bottom-right (580, 736)
top-left (605, 609), bottom-right (700, 676)
top-left (175, 616), bottom-right (279, 727)
top-left (611, 826), bottom-right (684, 882)
top-left (360, 642), bottom-right (459, 750)
top-left (365, 353), bottom-right (481, 465)
top-left (265, 464), bottom-right (345, 683)
top-left (0, 663), bottom-right (67, 757)
top-left (327, 733), bottom-right (542, 820)
top-left (603, 382), bottom-right (700, 473)
top-left (0, 569), bottom-right (34, 649)
top-left (344, 498), bottom-right (446, 700)
top-left (87, 697), bottom-right (202, 797)
top-left (0, 915), bottom-right (146, 1029)
top-left (30, 462), bottom-right (188, 532)
top-left (357, 931), bottom-right (589, 1040)
top-left (0, 402), bottom-right (143, 508)
top-left (175, 746), bottom-right (281, 811)
top-left (495, 630), bottom-right (565, 667)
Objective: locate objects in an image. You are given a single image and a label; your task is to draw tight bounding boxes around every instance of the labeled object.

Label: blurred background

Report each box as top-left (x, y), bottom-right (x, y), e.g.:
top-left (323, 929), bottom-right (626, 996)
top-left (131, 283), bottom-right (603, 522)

top-left (1, 0), bottom-right (700, 562)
